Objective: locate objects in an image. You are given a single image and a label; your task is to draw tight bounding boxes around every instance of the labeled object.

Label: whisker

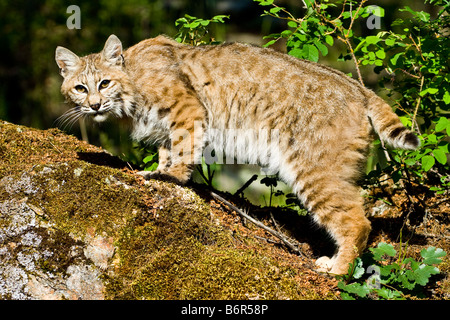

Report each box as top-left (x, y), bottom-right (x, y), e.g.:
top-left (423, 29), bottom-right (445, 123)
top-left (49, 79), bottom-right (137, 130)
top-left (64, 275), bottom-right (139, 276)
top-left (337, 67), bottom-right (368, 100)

top-left (54, 106), bottom-right (84, 131)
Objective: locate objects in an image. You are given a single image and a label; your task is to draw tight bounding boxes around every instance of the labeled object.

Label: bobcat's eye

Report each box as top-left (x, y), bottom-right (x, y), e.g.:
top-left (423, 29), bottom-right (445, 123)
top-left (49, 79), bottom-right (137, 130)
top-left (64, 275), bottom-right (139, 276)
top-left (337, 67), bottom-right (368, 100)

top-left (75, 85), bottom-right (87, 93)
top-left (99, 80), bottom-right (111, 90)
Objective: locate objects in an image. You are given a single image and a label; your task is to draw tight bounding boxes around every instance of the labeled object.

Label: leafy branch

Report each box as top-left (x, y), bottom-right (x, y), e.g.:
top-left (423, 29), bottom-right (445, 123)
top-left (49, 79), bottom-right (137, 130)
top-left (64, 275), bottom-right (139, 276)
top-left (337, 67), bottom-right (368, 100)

top-left (337, 242), bottom-right (446, 300)
top-left (256, 0), bottom-right (450, 211)
top-left (174, 14), bottom-right (229, 46)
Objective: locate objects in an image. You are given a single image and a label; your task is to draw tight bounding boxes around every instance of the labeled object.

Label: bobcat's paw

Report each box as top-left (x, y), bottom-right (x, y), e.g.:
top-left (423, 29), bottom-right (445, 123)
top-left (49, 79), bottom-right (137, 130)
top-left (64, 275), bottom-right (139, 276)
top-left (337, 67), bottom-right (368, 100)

top-left (315, 256), bottom-right (351, 275)
top-left (315, 256), bottom-right (334, 273)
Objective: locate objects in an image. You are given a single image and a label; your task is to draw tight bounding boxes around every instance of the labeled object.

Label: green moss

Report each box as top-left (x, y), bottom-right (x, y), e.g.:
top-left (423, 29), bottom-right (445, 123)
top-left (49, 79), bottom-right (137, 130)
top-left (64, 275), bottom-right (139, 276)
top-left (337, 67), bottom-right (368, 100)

top-left (34, 226), bottom-right (86, 274)
top-left (103, 191), bottom-right (324, 300)
top-left (27, 161), bottom-right (143, 240)
top-left (1, 121), bottom-right (338, 300)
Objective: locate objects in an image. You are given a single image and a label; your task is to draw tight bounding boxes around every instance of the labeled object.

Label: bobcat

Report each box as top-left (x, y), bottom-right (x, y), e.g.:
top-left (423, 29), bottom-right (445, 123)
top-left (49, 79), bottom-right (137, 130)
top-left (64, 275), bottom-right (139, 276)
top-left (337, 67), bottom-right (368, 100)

top-left (55, 34), bottom-right (419, 274)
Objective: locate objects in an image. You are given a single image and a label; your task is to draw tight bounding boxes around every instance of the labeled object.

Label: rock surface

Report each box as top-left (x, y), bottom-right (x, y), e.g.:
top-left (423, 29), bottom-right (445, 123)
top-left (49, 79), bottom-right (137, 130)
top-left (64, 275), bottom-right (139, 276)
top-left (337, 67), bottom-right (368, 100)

top-left (0, 120), bottom-right (338, 300)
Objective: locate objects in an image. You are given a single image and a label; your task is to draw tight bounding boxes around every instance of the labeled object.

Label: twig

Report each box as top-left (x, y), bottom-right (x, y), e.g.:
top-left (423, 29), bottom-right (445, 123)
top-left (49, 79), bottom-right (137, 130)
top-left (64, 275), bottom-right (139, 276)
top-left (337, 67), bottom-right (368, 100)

top-left (254, 235), bottom-right (282, 245)
top-left (234, 174), bottom-right (258, 196)
top-left (411, 76), bottom-right (425, 133)
top-left (210, 191), bottom-right (304, 256)
top-left (399, 68), bottom-right (422, 79)
top-left (270, 212), bottom-right (284, 235)
top-left (409, 34), bottom-right (425, 61)
top-left (420, 232), bottom-right (450, 241)
top-left (429, 196), bottom-right (450, 208)
top-left (48, 141), bottom-right (62, 154)
top-left (346, 0), bottom-right (367, 38)
top-left (339, 36), bottom-right (364, 86)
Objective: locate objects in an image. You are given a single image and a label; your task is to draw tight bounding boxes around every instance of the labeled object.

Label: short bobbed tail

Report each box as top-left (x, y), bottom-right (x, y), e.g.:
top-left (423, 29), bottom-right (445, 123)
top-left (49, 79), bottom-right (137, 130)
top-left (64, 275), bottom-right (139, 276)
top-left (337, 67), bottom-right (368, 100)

top-left (366, 92), bottom-right (420, 150)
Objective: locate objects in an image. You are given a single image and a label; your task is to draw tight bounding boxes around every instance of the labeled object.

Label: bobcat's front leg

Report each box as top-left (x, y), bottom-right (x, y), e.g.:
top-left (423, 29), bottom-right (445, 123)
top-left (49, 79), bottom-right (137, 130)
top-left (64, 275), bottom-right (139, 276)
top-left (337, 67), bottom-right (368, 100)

top-left (137, 145), bottom-right (172, 180)
top-left (156, 145), bottom-right (171, 171)
top-left (139, 99), bottom-right (206, 185)
top-left (138, 142), bottom-right (194, 184)
top-left (162, 116), bottom-right (204, 184)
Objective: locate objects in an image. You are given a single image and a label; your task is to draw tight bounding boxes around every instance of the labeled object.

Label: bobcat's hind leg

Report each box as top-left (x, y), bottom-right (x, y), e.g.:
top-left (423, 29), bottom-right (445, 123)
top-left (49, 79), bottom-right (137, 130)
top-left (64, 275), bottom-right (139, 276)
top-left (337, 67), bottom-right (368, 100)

top-left (301, 181), bottom-right (371, 275)
top-left (315, 205), bottom-right (371, 275)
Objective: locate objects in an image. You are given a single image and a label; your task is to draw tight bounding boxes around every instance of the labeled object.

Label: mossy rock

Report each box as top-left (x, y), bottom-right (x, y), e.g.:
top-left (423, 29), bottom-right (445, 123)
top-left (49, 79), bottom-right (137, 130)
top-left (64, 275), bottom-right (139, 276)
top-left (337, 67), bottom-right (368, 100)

top-left (0, 120), bottom-right (338, 300)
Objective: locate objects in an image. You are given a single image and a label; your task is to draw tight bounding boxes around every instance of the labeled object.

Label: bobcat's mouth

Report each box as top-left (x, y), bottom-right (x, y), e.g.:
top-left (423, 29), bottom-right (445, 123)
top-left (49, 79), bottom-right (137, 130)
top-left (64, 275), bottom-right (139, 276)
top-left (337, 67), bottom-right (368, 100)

top-left (85, 103), bottom-right (114, 122)
top-left (92, 108), bottom-right (111, 122)
top-left (93, 113), bottom-right (108, 122)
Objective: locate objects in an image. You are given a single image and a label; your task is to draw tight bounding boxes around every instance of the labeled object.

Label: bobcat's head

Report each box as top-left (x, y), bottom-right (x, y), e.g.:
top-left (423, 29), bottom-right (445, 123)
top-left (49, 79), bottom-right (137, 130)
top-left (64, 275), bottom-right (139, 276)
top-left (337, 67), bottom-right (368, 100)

top-left (55, 35), bottom-right (135, 124)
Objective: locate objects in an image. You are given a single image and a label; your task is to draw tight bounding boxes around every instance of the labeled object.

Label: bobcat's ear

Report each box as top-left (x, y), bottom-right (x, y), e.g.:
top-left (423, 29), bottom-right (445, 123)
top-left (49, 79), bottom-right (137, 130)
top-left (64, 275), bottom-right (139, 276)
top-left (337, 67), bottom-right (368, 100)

top-left (55, 46), bottom-right (80, 78)
top-left (102, 34), bottom-right (123, 66)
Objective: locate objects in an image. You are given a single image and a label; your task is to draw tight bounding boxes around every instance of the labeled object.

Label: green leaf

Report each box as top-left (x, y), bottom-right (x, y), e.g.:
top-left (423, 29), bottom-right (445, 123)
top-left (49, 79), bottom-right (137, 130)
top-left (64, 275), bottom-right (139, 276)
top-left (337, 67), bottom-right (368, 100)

top-left (433, 148), bottom-right (447, 165)
top-left (427, 88), bottom-right (439, 95)
top-left (435, 117), bottom-right (450, 132)
top-left (443, 91), bottom-right (450, 105)
top-left (410, 265), bottom-right (440, 286)
top-left (349, 258), bottom-right (365, 279)
top-left (254, 0), bottom-right (274, 6)
top-left (314, 40), bottom-right (328, 56)
top-left (399, 116), bottom-right (412, 127)
top-left (211, 15), bottom-right (230, 23)
top-left (301, 44), bottom-right (319, 62)
top-left (263, 39), bottom-right (277, 47)
top-left (143, 154), bottom-right (157, 164)
top-left (416, 11), bottom-right (430, 22)
top-left (385, 38), bottom-right (396, 46)
top-left (375, 49), bottom-right (386, 59)
top-left (420, 88), bottom-right (439, 96)
top-left (421, 247), bottom-right (447, 265)
top-left (300, 20), bottom-right (308, 32)
top-left (144, 162), bottom-right (158, 171)
top-left (269, 6), bottom-right (283, 14)
top-left (400, 6), bottom-right (429, 21)
top-left (398, 272), bottom-right (417, 290)
top-left (281, 29), bottom-right (293, 37)
top-left (427, 134), bottom-right (437, 144)
top-left (438, 143), bottom-right (449, 154)
top-left (376, 287), bottom-right (403, 300)
top-left (339, 291), bottom-right (356, 300)
top-left (404, 158), bottom-right (417, 166)
top-left (187, 21), bottom-right (200, 29)
top-left (370, 242), bottom-right (396, 260)
top-left (287, 20), bottom-right (298, 28)
top-left (365, 35), bottom-right (380, 45)
top-left (288, 48), bottom-right (303, 59)
top-left (390, 52), bottom-right (403, 66)
top-left (421, 155), bottom-right (435, 171)
top-left (338, 282), bottom-right (371, 298)
top-left (325, 35), bottom-right (334, 46)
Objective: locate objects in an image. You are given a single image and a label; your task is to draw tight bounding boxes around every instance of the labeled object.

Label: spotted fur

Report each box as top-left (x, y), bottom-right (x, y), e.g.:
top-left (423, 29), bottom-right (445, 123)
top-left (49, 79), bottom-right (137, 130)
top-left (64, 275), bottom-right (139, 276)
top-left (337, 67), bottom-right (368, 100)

top-left (56, 35), bottom-right (420, 274)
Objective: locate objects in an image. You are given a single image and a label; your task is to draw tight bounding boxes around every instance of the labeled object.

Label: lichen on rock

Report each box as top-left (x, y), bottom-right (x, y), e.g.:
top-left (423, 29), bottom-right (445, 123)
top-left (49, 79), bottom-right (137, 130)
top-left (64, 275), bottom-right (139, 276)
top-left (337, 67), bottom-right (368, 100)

top-left (0, 120), bottom-right (339, 300)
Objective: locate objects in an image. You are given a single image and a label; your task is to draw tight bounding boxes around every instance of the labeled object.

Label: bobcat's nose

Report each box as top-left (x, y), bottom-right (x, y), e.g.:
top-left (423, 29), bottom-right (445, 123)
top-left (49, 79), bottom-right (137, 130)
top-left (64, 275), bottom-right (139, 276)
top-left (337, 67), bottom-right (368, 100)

top-left (90, 103), bottom-right (101, 111)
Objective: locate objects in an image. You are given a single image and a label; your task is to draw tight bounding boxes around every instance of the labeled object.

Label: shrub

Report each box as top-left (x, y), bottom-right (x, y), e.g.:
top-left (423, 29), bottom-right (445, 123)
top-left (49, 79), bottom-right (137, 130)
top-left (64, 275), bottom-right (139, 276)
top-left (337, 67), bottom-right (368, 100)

top-left (337, 242), bottom-right (446, 299)
top-left (255, 0), bottom-right (449, 196)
